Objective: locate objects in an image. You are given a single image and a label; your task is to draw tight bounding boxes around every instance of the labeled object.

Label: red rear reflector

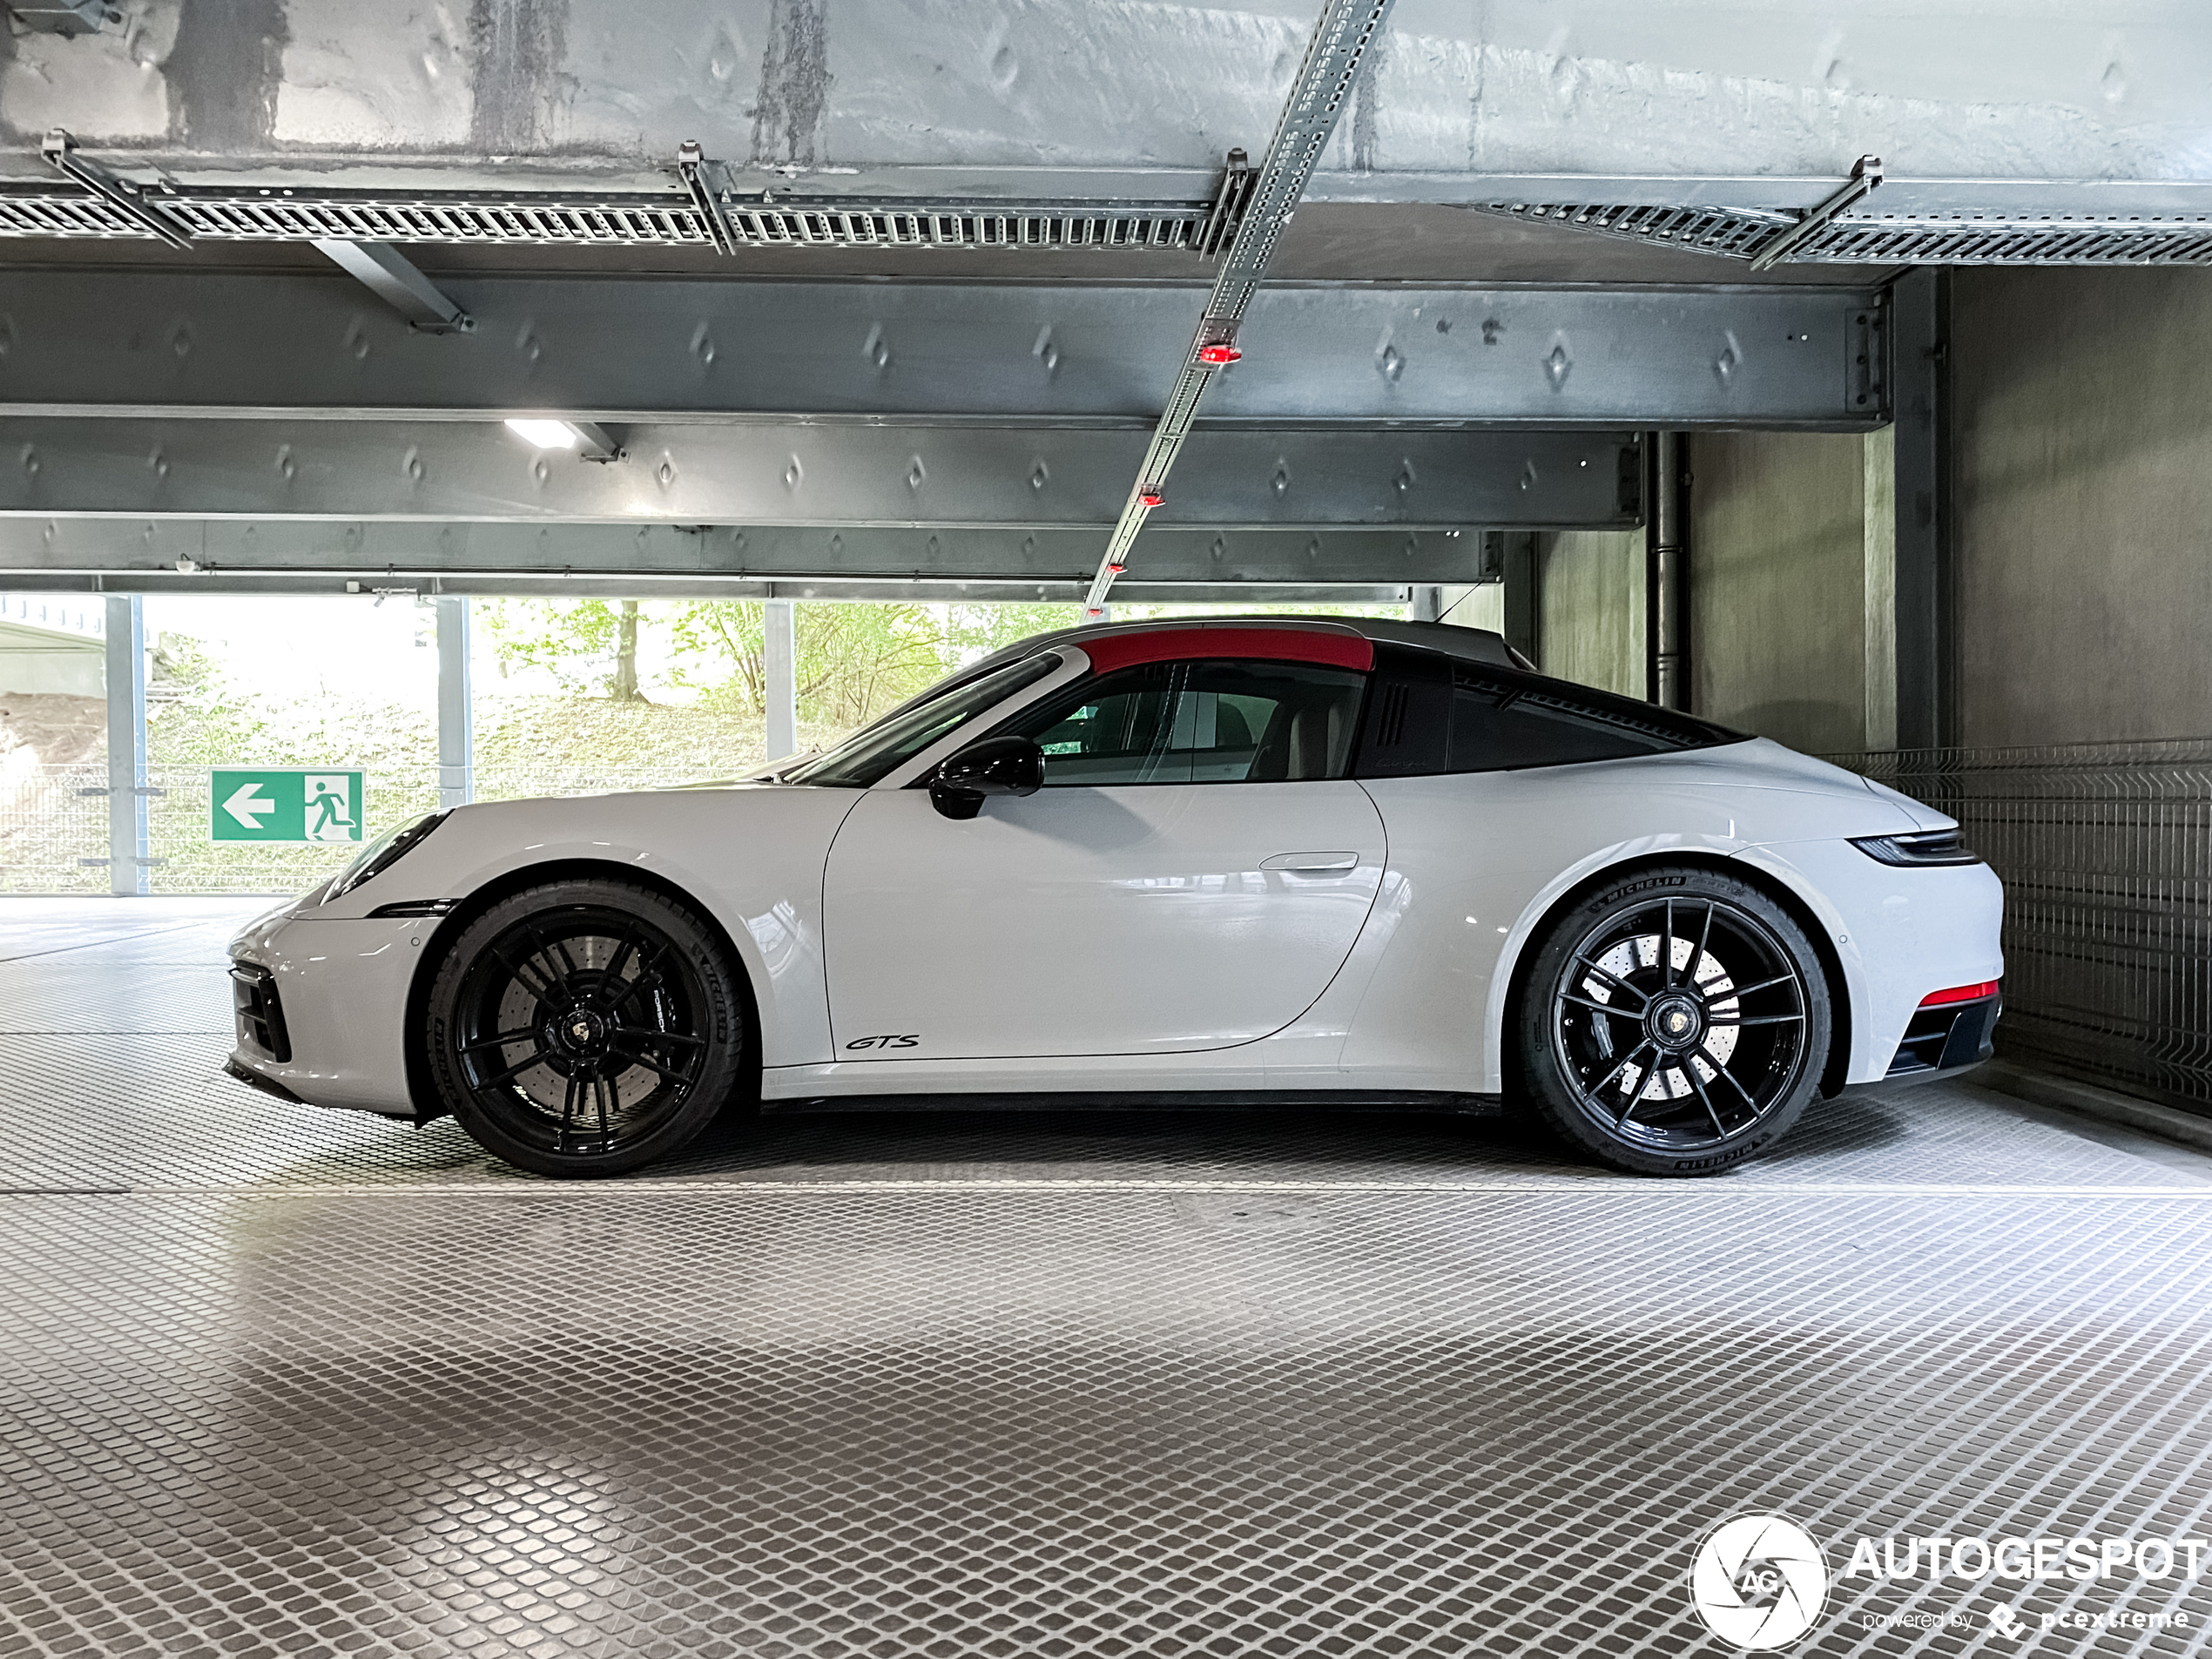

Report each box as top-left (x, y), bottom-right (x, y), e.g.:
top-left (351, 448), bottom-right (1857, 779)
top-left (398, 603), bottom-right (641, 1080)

top-left (1197, 344), bottom-right (1242, 365)
top-left (1137, 491), bottom-right (1164, 508)
top-left (1080, 624), bottom-right (1375, 674)
top-left (1920, 980), bottom-right (2000, 1007)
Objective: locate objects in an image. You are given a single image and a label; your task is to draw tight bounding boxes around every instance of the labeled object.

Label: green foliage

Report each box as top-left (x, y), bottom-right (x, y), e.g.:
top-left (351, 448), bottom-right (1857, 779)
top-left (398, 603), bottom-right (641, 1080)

top-left (482, 597), bottom-right (652, 701)
top-left (669, 600), bottom-right (989, 726)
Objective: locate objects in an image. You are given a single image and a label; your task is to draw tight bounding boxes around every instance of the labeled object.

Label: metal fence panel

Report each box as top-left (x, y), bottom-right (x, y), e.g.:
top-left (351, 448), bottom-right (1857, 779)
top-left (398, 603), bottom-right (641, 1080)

top-left (1830, 741), bottom-right (2212, 1115)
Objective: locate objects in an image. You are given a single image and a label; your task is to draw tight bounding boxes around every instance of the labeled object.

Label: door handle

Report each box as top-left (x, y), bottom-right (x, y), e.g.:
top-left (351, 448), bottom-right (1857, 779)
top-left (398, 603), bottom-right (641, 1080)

top-left (1260, 851), bottom-right (1359, 872)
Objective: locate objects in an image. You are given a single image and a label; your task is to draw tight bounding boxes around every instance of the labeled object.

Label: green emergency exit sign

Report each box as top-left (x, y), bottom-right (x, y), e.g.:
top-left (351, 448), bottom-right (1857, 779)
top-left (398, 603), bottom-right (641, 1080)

top-left (210, 768), bottom-right (368, 843)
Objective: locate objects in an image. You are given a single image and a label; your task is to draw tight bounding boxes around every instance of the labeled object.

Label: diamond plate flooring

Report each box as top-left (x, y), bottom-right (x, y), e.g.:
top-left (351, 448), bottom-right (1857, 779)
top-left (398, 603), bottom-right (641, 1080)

top-left (3, 899), bottom-right (2212, 1657)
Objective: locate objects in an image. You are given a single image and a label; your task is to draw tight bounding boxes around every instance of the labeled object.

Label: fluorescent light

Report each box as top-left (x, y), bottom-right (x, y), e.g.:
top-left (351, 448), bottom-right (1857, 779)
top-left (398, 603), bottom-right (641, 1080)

top-left (506, 418), bottom-right (582, 449)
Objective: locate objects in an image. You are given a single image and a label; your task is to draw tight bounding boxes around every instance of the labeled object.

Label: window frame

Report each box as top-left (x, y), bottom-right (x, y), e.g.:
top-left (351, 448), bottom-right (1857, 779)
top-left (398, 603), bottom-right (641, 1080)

top-left (959, 652), bottom-right (1373, 790)
top-left (785, 650), bottom-right (1086, 791)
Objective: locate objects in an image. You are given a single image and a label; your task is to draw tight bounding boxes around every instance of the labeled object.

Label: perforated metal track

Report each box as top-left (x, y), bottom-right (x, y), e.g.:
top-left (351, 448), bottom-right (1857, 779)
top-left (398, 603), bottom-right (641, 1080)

top-left (0, 188), bottom-right (1226, 253)
top-left (1474, 200), bottom-right (2212, 267)
top-left (3, 900), bottom-right (2212, 1657)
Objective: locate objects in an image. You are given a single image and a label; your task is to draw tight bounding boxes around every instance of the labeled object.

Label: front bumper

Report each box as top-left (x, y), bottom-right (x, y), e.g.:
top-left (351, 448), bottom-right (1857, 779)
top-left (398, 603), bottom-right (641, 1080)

top-left (226, 909), bottom-right (428, 1118)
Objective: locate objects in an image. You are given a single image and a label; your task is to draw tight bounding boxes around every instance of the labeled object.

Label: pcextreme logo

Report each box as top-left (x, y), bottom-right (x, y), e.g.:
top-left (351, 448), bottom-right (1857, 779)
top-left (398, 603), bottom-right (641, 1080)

top-left (1690, 1514), bottom-right (1830, 1650)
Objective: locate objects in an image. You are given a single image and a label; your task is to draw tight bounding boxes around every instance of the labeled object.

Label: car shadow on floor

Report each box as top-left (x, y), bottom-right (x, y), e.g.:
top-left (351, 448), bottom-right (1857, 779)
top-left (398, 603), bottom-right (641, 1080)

top-left (248, 1085), bottom-right (1912, 1190)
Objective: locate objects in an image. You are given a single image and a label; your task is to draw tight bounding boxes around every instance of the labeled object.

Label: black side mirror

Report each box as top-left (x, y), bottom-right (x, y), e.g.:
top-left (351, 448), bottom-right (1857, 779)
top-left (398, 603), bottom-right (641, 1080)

top-left (929, 734), bottom-right (1043, 819)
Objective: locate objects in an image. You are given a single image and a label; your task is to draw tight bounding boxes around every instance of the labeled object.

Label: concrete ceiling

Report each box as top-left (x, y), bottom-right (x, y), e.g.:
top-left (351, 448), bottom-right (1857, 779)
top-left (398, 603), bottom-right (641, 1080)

top-left (0, 0), bottom-right (2188, 597)
top-left (1, 1), bottom-right (2204, 193)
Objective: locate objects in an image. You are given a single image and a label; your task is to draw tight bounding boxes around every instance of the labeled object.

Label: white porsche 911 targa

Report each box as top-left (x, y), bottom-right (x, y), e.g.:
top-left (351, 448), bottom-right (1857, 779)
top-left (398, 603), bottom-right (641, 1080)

top-left (227, 617), bottom-right (2002, 1177)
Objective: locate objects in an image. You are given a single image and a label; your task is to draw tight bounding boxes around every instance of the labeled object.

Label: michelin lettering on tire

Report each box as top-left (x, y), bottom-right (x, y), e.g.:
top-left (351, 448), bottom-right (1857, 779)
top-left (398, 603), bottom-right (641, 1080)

top-left (1690, 1514), bottom-right (1829, 1650)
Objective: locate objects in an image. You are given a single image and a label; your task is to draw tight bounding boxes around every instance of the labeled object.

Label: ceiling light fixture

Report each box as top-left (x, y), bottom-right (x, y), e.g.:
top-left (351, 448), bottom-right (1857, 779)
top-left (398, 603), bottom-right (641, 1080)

top-left (503, 419), bottom-right (621, 462)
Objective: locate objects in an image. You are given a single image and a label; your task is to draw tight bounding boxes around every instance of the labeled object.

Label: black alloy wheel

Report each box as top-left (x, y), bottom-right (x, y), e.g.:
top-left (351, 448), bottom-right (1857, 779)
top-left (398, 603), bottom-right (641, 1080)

top-left (1517, 867), bottom-right (1831, 1176)
top-left (425, 878), bottom-right (746, 1177)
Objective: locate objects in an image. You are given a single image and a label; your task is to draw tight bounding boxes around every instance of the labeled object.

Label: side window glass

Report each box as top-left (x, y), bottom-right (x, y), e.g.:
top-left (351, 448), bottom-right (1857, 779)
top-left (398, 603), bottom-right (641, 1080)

top-left (1192, 660), bottom-right (1363, 783)
top-left (1001, 658), bottom-right (1366, 786)
top-left (1028, 665), bottom-right (1184, 786)
top-left (1448, 672), bottom-right (1694, 772)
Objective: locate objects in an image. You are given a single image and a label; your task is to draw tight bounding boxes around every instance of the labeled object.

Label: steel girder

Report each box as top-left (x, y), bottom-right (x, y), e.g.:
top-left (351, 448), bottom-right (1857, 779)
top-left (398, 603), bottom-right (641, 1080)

top-left (0, 575), bottom-right (1421, 604)
top-left (0, 273), bottom-right (1888, 429)
top-left (0, 520), bottom-right (1500, 590)
top-left (0, 421), bottom-right (1637, 529)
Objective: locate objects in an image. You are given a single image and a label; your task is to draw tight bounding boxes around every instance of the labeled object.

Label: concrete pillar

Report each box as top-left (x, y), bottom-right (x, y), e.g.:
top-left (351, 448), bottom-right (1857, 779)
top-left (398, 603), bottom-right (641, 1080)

top-left (1500, 533), bottom-right (1539, 667)
top-left (435, 597), bottom-right (472, 808)
top-left (1646, 432), bottom-right (1690, 709)
top-left (764, 598), bottom-right (798, 761)
top-left (1890, 268), bottom-right (1955, 749)
top-left (103, 594), bottom-right (147, 896)
top-left (1406, 584), bottom-right (1443, 623)
top-left (1861, 427), bottom-right (1898, 752)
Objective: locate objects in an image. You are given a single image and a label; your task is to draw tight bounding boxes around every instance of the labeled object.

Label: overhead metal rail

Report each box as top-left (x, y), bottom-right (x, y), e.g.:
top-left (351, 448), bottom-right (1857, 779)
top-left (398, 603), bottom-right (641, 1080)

top-left (16, 131), bottom-right (1251, 257)
top-left (0, 570), bottom-right (1426, 605)
top-left (25, 135), bottom-right (2212, 268)
top-left (1086, 0), bottom-right (1398, 614)
top-left (0, 273), bottom-right (1889, 430)
top-left (0, 521), bottom-right (1506, 590)
top-left (0, 422), bottom-right (1639, 529)
top-left (1479, 158), bottom-right (2212, 268)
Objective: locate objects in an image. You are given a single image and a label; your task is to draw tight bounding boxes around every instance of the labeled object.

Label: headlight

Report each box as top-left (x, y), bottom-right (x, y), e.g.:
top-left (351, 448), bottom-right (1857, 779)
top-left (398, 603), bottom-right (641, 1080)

top-left (324, 810), bottom-right (448, 901)
top-left (1849, 827), bottom-right (1980, 867)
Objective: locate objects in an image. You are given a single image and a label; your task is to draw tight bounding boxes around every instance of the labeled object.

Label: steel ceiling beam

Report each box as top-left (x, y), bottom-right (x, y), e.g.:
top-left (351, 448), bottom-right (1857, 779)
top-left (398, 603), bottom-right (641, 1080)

top-left (0, 570), bottom-right (1422, 605)
top-left (0, 520), bottom-right (1495, 588)
top-left (1088, 0), bottom-right (1398, 616)
top-left (0, 422), bottom-right (1638, 529)
top-left (0, 272), bottom-right (1888, 430)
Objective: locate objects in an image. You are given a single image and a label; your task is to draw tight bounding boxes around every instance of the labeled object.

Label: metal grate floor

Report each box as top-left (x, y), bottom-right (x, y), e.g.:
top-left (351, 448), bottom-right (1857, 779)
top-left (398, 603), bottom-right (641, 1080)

top-left (3, 900), bottom-right (2211, 1656)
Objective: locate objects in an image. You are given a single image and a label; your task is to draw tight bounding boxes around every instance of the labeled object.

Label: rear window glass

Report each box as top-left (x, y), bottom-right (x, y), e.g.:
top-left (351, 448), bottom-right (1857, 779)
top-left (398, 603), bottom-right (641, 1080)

top-left (1448, 668), bottom-right (1740, 772)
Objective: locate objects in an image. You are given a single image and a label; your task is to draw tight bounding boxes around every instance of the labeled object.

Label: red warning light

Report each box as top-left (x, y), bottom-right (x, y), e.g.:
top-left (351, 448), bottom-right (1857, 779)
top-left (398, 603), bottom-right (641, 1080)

top-left (1137, 491), bottom-right (1164, 508)
top-left (1106, 562), bottom-right (1127, 575)
top-left (1197, 343), bottom-right (1242, 366)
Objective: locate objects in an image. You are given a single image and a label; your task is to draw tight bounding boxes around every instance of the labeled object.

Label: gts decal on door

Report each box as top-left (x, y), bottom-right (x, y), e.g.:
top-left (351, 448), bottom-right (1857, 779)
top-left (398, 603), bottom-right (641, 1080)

top-left (846, 1034), bottom-right (921, 1050)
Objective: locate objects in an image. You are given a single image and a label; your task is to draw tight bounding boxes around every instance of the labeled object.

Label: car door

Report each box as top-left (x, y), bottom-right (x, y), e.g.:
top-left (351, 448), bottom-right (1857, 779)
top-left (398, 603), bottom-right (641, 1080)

top-left (820, 650), bottom-right (1386, 1061)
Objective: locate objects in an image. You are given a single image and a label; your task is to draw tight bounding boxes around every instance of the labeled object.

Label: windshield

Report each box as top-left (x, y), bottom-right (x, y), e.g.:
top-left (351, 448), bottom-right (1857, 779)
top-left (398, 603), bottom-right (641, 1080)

top-left (783, 652), bottom-right (1063, 787)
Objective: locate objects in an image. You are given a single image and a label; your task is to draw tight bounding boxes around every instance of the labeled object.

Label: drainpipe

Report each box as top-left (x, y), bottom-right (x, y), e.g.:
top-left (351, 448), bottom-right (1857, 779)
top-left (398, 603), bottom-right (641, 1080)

top-left (1647, 432), bottom-right (1689, 709)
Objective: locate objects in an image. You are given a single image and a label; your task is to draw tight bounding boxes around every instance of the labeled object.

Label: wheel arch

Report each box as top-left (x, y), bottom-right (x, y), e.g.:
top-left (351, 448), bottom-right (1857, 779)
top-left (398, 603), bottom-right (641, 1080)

top-left (1492, 849), bottom-right (1854, 1103)
top-left (401, 857), bottom-right (764, 1124)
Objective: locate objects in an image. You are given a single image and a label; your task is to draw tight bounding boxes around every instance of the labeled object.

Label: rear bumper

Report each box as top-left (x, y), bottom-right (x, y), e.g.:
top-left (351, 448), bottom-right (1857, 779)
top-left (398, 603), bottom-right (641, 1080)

top-left (1885, 992), bottom-right (2000, 1080)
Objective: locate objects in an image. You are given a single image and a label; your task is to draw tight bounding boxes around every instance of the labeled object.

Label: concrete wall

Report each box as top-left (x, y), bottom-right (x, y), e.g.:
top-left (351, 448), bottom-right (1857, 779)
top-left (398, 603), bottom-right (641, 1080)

top-left (1689, 430), bottom-right (1891, 755)
top-left (1952, 268), bottom-right (2212, 746)
top-left (1440, 583), bottom-right (1504, 635)
top-left (1536, 531), bottom-right (1644, 696)
top-left (1505, 269), bottom-right (2212, 759)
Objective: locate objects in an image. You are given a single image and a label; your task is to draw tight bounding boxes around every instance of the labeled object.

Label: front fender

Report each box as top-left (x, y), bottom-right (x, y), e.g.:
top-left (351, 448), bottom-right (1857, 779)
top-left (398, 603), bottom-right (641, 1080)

top-left (312, 786), bottom-right (862, 1069)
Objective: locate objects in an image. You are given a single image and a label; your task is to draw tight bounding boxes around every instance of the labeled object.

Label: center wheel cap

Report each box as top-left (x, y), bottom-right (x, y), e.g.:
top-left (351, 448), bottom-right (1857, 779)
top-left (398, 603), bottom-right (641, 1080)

top-left (550, 1007), bottom-right (608, 1055)
top-left (1647, 992), bottom-right (1705, 1051)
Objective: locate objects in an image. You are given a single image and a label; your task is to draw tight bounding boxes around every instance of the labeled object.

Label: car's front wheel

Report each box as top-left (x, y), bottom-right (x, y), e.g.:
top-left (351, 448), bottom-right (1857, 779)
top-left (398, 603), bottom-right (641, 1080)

top-left (425, 878), bottom-right (747, 1177)
top-left (1516, 867), bottom-right (1831, 1176)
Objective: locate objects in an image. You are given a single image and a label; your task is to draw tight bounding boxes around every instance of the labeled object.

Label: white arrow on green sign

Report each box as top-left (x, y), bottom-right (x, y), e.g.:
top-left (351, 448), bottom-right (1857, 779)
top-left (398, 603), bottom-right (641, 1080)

top-left (209, 768), bottom-right (368, 843)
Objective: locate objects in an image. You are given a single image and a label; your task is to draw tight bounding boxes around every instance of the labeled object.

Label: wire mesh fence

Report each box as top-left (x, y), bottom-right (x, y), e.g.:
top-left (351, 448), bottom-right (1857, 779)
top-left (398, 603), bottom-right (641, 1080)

top-left (1829, 740), bottom-right (2212, 1116)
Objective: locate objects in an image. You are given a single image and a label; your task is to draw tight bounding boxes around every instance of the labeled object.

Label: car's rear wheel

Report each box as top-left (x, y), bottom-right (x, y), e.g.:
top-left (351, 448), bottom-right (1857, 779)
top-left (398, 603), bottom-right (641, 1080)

top-left (1516, 867), bottom-right (1831, 1176)
top-left (426, 878), bottom-right (745, 1177)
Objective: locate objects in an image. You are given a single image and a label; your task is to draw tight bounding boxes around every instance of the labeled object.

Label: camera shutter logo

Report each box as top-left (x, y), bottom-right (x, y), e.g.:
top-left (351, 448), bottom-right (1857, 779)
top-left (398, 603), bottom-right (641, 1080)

top-left (1690, 1514), bottom-right (1830, 1649)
